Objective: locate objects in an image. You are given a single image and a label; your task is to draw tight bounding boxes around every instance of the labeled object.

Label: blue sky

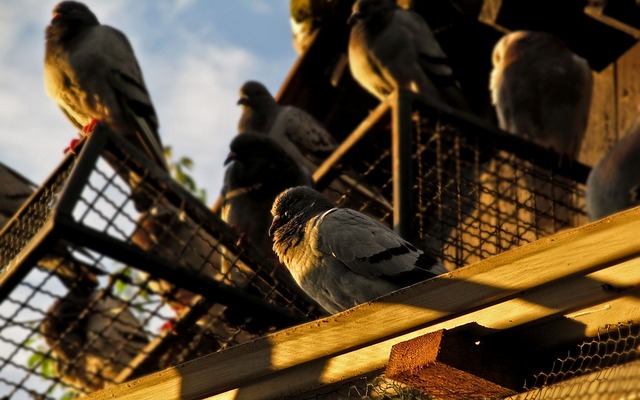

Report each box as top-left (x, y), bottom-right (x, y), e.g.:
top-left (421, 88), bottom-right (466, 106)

top-left (0, 0), bottom-right (297, 202)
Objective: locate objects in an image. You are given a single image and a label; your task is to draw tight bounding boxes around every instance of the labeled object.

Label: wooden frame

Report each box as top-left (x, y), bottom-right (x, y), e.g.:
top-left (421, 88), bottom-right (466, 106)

top-left (85, 205), bottom-right (640, 399)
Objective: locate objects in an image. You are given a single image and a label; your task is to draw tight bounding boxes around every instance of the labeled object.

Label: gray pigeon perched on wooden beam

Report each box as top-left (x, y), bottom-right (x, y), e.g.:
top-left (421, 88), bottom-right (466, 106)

top-left (347, 0), bottom-right (470, 111)
top-left (44, 1), bottom-right (167, 171)
top-left (586, 110), bottom-right (640, 221)
top-left (269, 186), bottom-right (448, 314)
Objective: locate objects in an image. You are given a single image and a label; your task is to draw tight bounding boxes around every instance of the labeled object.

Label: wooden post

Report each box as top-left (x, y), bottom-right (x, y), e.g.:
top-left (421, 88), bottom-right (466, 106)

top-left (392, 89), bottom-right (415, 240)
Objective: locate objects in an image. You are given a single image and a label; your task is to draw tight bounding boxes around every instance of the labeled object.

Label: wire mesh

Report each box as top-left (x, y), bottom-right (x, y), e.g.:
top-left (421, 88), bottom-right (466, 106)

top-left (320, 96), bottom-right (589, 270)
top-left (0, 126), bottom-right (322, 399)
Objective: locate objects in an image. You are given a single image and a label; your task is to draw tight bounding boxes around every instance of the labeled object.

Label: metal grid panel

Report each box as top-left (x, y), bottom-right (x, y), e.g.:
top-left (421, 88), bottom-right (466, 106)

top-left (0, 126), bottom-right (321, 399)
top-left (319, 95), bottom-right (589, 270)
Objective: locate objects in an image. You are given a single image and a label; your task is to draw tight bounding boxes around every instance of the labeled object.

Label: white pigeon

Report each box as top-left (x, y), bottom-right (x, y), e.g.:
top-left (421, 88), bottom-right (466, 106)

top-left (269, 186), bottom-right (448, 314)
top-left (41, 288), bottom-right (149, 393)
top-left (44, 1), bottom-right (167, 171)
top-left (490, 30), bottom-right (593, 158)
top-left (347, 0), bottom-right (470, 110)
top-left (586, 110), bottom-right (640, 220)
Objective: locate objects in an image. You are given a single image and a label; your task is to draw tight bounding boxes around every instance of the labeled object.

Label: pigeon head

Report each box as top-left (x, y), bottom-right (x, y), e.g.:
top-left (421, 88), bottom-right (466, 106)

top-left (50, 2), bottom-right (99, 29)
top-left (269, 186), bottom-right (333, 237)
top-left (237, 81), bottom-right (276, 108)
top-left (348, 0), bottom-right (395, 26)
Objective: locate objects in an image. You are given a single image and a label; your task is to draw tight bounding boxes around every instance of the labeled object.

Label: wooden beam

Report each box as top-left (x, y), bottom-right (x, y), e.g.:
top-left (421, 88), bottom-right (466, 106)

top-left (85, 207), bottom-right (640, 400)
top-left (386, 330), bottom-right (518, 399)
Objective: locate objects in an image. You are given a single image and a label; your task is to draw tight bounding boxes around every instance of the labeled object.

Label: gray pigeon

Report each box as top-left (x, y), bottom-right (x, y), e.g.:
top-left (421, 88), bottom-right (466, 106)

top-left (269, 186), bottom-right (448, 314)
top-left (490, 30), bottom-right (593, 158)
top-left (347, 0), bottom-right (470, 110)
top-left (237, 80), bottom-right (392, 211)
top-left (237, 80), bottom-right (337, 175)
top-left (586, 110), bottom-right (640, 220)
top-left (44, 1), bottom-right (167, 171)
top-left (41, 288), bottom-right (148, 393)
top-left (221, 132), bottom-right (313, 267)
top-left (0, 162), bottom-right (101, 290)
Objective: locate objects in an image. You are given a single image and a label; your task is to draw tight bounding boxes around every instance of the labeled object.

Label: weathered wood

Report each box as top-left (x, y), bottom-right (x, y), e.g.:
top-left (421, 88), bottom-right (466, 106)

top-left (616, 42), bottom-right (640, 137)
top-left (580, 65), bottom-right (616, 167)
top-left (85, 207), bottom-right (640, 400)
top-left (387, 330), bottom-right (517, 399)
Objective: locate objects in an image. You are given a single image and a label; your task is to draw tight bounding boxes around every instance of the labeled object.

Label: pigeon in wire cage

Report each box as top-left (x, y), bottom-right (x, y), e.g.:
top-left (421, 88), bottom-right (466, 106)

top-left (586, 109), bottom-right (640, 221)
top-left (0, 162), bottom-right (102, 290)
top-left (41, 288), bottom-right (149, 393)
top-left (347, 0), bottom-right (470, 111)
top-left (221, 133), bottom-right (320, 307)
top-left (237, 80), bottom-right (392, 212)
top-left (221, 132), bottom-right (313, 271)
top-left (44, 1), bottom-right (167, 211)
top-left (490, 30), bottom-right (593, 232)
top-left (269, 186), bottom-right (449, 314)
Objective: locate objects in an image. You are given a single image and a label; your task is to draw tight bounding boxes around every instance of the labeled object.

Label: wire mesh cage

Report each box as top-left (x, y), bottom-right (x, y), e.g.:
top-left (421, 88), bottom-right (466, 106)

top-left (317, 92), bottom-right (591, 270)
top-left (0, 126), bottom-right (322, 399)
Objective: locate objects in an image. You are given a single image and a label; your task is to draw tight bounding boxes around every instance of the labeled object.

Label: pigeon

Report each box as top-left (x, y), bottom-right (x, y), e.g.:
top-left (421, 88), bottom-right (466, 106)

top-left (0, 162), bottom-right (101, 290)
top-left (269, 186), bottom-right (448, 314)
top-left (290, 0), bottom-right (336, 54)
top-left (221, 132), bottom-right (313, 266)
top-left (490, 30), bottom-right (593, 158)
top-left (237, 80), bottom-right (337, 175)
top-left (490, 31), bottom-right (593, 232)
top-left (237, 80), bottom-right (392, 211)
top-left (347, 0), bottom-right (470, 111)
top-left (45, 1), bottom-right (167, 211)
top-left (41, 288), bottom-right (149, 393)
top-left (586, 110), bottom-right (640, 220)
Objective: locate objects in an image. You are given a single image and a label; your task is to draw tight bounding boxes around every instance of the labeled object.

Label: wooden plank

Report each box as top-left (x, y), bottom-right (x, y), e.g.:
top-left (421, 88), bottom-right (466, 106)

top-left (386, 330), bottom-right (518, 399)
top-left (580, 64), bottom-right (616, 167)
top-left (85, 207), bottom-right (640, 400)
top-left (616, 42), bottom-right (640, 138)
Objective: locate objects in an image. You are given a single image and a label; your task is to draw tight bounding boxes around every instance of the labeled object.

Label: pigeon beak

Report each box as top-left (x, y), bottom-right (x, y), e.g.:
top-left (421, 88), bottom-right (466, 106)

top-left (347, 11), bottom-right (361, 26)
top-left (51, 12), bottom-right (63, 25)
top-left (237, 95), bottom-right (249, 105)
top-left (268, 215), bottom-right (281, 237)
top-left (224, 151), bottom-right (237, 166)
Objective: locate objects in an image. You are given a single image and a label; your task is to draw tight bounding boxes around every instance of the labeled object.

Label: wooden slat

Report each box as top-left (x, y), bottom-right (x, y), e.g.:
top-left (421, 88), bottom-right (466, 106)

top-left (616, 42), bottom-right (640, 137)
top-left (580, 65), bottom-right (616, 167)
top-left (85, 207), bottom-right (640, 400)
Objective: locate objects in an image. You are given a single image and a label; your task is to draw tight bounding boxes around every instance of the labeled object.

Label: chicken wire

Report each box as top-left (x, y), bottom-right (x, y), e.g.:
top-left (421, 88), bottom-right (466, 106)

top-left (320, 94), bottom-right (590, 270)
top-left (287, 323), bottom-right (640, 400)
top-left (0, 126), bottom-right (322, 399)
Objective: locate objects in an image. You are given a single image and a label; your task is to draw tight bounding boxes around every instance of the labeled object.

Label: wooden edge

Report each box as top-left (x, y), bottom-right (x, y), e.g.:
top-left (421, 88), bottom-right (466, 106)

top-left (386, 330), bottom-right (518, 399)
top-left (85, 207), bottom-right (640, 400)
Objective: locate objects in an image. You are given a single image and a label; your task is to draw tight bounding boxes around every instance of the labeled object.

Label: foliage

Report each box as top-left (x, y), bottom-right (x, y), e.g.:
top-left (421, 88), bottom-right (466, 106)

top-left (164, 146), bottom-right (207, 204)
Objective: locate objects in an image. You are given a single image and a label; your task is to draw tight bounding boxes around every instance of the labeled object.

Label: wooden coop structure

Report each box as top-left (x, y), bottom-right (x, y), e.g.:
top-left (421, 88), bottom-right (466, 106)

top-left (1, 0), bottom-right (640, 399)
